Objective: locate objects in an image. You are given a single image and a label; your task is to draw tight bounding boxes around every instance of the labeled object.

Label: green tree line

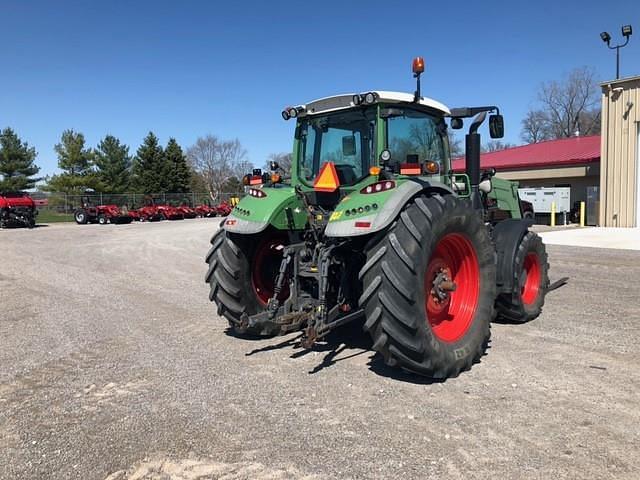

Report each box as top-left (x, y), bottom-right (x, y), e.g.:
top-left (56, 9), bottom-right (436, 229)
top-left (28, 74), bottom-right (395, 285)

top-left (1, 127), bottom-right (251, 197)
top-left (45, 130), bottom-right (194, 195)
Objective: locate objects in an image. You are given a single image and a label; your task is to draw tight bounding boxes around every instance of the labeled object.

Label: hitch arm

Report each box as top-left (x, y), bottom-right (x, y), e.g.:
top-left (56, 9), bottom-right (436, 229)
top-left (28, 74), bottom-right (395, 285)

top-left (267, 246), bottom-right (295, 319)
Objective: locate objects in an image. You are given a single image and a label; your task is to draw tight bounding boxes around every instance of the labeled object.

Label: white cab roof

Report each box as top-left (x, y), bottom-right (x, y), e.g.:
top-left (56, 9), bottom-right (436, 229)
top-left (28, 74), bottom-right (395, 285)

top-left (300, 90), bottom-right (450, 117)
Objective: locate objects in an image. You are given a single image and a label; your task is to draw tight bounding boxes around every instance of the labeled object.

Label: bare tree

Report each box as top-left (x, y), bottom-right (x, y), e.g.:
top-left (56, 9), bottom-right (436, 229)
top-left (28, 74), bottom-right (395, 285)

top-left (265, 152), bottom-right (292, 175)
top-left (187, 135), bottom-right (250, 200)
top-left (520, 110), bottom-right (552, 143)
top-left (482, 140), bottom-right (516, 153)
top-left (447, 131), bottom-right (463, 158)
top-left (521, 67), bottom-right (601, 143)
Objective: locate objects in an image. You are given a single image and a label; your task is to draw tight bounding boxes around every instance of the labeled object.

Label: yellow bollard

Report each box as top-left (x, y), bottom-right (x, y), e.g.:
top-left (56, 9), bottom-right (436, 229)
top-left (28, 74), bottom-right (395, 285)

top-left (579, 201), bottom-right (585, 227)
top-left (550, 201), bottom-right (556, 227)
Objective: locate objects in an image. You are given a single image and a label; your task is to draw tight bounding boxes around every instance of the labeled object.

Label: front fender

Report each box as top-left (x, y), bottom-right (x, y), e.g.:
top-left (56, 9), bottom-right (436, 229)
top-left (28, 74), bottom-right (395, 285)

top-left (324, 178), bottom-right (454, 238)
top-left (492, 218), bottom-right (534, 293)
top-left (223, 187), bottom-right (307, 234)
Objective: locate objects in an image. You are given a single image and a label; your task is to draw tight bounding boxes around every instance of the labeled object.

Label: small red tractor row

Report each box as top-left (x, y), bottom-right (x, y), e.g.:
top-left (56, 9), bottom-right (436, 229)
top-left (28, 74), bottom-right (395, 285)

top-left (73, 197), bottom-right (234, 225)
top-left (0, 191), bottom-right (37, 228)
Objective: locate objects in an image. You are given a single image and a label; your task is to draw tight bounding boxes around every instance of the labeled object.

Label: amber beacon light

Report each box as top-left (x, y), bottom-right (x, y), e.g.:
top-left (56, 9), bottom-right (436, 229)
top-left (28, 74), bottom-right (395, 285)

top-left (412, 56), bottom-right (425, 75)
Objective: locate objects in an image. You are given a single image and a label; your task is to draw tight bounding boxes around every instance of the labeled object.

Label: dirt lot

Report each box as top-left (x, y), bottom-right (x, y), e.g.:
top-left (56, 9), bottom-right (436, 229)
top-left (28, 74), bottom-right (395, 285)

top-left (1, 220), bottom-right (639, 480)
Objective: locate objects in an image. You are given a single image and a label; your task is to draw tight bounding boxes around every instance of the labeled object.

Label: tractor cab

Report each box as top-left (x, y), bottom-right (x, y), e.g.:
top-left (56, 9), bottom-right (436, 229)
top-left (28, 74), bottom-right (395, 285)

top-left (235, 57), bottom-right (506, 238)
top-left (285, 91), bottom-right (452, 196)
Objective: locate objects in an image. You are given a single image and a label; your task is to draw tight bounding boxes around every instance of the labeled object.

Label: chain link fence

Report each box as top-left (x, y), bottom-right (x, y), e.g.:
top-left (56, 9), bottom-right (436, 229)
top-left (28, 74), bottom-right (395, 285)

top-left (31, 192), bottom-right (243, 213)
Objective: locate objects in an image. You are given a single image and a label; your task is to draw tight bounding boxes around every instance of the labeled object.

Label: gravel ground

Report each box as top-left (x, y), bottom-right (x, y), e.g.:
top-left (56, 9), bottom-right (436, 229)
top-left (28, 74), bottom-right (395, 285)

top-left (1, 219), bottom-right (639, 480)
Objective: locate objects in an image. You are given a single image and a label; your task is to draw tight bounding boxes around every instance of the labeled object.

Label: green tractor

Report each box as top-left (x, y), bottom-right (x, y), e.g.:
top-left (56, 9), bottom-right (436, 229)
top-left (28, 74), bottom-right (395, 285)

top-left (205, 57), bottom-right (551, 379)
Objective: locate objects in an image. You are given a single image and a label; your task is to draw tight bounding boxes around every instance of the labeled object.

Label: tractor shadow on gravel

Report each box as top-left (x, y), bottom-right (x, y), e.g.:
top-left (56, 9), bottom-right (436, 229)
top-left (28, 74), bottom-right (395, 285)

top-left (237, 322), bottom-right (450, 384)
top-left (240, 321), bottom-right (373, 375)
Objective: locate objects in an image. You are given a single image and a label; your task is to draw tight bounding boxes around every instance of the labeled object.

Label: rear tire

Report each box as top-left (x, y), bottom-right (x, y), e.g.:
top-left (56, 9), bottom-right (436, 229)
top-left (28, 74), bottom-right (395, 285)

top-left (205, 229), bottom-right (287, 336)
top-left (359, 194), bottom-right (496, 379)
top-left (74, 210), bottom-right (88, 224)
top-left (496, 232), bottom-right (549, 323)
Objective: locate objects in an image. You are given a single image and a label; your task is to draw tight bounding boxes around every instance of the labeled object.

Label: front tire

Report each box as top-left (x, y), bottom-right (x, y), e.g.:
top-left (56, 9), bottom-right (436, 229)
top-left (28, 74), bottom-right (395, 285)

top-left (495, 232), bottom-right (549, 323)
top-left (359, 195), bottom-right (497, 379)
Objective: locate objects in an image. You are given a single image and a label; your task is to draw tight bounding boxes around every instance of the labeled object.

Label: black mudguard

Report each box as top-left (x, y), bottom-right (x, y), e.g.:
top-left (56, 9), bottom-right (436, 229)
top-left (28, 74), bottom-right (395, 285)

top-left (491, 219), bottom-right (534, 294)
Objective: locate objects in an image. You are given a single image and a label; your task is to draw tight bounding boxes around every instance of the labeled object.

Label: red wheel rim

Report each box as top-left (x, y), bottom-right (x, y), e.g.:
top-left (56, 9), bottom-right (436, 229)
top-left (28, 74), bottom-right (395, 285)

top-left (424, 233), bottom-right (480, 343)
top-left (521, 252), bottom-right (541, 305)
top-left (251, 235), bottom-right (288, 306)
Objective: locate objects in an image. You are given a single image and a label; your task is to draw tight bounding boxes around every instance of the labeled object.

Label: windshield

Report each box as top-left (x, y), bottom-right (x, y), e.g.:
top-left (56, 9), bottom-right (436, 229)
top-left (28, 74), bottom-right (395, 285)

top-left (385, 108), bottom-right (446, 167)
top-left (297, 107), bottom-right (376, 185)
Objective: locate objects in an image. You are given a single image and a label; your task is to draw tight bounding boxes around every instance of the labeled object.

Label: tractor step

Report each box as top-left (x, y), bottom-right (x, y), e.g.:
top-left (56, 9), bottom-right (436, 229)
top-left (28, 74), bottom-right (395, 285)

top-left (547, 276), bottom-right (569, 292)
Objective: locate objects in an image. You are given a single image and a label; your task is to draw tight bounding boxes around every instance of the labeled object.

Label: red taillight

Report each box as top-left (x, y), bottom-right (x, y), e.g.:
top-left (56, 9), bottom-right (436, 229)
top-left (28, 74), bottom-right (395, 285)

top-left (249, 188), bottom-right (267, 198)
top-left (360, 180), bottom-right (395, 194)
top-left (355, 221), bottom-right (371, 228)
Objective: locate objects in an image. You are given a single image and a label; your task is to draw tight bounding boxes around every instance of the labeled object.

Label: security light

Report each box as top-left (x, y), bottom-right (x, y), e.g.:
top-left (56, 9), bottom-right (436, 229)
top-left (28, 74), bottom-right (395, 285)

top-left (600, 25), bottom-right (633, 79)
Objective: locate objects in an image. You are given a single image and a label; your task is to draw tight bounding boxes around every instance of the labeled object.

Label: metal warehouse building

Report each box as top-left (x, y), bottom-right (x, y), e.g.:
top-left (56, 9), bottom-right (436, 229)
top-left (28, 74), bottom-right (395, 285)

top-left (600, 75), bottom-right (640, 228)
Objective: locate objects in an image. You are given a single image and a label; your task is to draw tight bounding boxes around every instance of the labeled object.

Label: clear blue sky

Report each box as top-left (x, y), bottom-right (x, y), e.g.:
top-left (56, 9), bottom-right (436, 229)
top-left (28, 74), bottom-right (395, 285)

top-left (1, 0), bottom-right (639, 177)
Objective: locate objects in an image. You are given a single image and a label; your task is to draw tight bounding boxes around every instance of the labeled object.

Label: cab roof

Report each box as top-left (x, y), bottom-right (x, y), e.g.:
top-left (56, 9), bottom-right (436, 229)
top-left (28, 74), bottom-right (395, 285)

top-left (300, 90), bottom-right (450, 117)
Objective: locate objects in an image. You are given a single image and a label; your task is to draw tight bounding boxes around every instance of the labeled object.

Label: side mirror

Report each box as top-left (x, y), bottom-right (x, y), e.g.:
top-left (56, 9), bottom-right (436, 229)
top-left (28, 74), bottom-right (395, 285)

top-left (489, 114), bottom-right (504, 139)
top-left (451, 117), bottom-right (463, 130)
top-left (342, 135), bottom-right (356, 156)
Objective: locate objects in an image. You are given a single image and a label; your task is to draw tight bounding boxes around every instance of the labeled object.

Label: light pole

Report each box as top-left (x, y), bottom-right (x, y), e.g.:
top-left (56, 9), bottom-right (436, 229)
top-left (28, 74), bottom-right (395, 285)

top-left (600, 25), bottom-right (633, 79)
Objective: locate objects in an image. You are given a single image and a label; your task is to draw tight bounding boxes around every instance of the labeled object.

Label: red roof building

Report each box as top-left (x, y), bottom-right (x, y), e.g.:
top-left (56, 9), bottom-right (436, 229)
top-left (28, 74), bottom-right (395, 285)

top-left (453, 135), bottom-right (601, 208)
top-left (452, 135), bottom-right (600, 171)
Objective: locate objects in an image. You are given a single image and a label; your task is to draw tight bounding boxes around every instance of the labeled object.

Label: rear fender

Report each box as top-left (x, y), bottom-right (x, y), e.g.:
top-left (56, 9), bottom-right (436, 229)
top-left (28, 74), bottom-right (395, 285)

top-left (324, 178), bottom-right (454, 238)
top-left (492, 218), bottom-right (534, 293)
top-left (223, 187), bottom-right (307, 234)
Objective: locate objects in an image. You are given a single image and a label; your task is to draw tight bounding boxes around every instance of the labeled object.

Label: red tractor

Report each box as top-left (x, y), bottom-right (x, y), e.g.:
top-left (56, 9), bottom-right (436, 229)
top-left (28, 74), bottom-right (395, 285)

top-left (0, 191), bottom-right (37, 228)
top-left (214, 200), bottom-right (232, 216)
top-left (154, 203), bottom-right (184, 220)
top-left (195, 204), bottom-right (217, 217)
top-left (177, 204), bottom-right (198, 219)
top-left (126, 208), bottom-right (142, 221)
top-left (134, 205), bottom-right (164, 222)
top-left (74, 198), bottom-right (134, 225)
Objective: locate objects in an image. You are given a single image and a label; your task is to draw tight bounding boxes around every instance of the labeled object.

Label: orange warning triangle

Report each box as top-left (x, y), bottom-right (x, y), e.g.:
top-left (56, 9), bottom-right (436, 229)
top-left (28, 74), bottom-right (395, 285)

top-left (313, 162), bottom-right (340, 192)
